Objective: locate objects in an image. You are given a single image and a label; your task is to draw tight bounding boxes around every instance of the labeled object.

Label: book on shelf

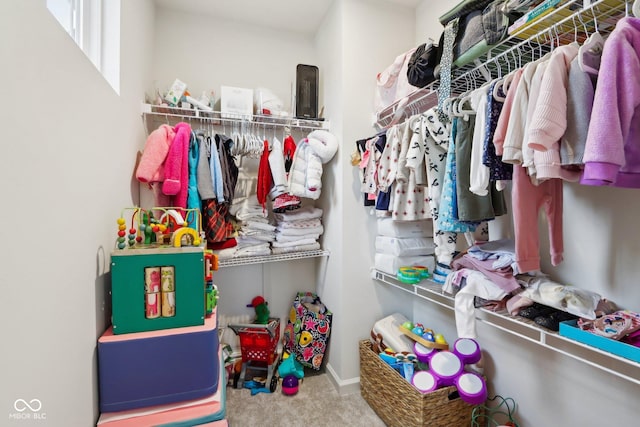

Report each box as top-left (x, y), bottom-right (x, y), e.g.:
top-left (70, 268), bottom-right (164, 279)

top-left (508, 0), bottom-right (563, 36)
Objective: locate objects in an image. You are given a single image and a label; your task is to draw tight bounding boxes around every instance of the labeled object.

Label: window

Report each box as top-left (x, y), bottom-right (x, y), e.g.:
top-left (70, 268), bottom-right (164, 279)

top-left (47, 0), bottom-right (120, 93)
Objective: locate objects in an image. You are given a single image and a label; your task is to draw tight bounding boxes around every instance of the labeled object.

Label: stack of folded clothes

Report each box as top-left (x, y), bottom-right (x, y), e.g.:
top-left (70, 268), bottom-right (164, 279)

top-left (215, 196), bottom-right (273, 259)
top-left (374, 218), bottom-right (435, 276)
top-left (272, 206), bottom-right (324, 254)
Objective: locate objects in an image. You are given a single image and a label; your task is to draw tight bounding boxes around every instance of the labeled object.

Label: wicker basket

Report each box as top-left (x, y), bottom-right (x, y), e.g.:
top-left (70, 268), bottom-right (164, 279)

top-left (359, 340), bottom-right (479, 427)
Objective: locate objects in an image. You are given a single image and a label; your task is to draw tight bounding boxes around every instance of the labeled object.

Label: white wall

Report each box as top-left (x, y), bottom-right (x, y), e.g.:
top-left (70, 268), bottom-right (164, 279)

top-left (152, 7), bottom-right (318, 116)
top-left (0, 1), bottom-right (154, 426)
top-left (314, 0), bottom-right (417, 388)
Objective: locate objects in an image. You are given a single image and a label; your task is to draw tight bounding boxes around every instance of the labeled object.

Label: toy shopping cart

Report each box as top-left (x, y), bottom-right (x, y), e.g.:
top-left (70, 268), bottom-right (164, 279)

top-left (229, 318), bottom-right (281, 392)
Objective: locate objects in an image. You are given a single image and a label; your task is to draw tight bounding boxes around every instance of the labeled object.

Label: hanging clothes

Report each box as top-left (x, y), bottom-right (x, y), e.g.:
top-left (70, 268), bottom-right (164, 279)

top-left (390, 120), bottom-right (431, 221)
top-left (162, 121), bottom-right (191, 209)
top-left (582, 17), bottom-right (640, 188)
top-left (215, 133), bottom-right (239, 203)
top-left (186, 132), bottom-right (201, 212)
top-left (136, 124), bottom-right (175, 207)
top-left (196, 131), bottom-right (216, 201)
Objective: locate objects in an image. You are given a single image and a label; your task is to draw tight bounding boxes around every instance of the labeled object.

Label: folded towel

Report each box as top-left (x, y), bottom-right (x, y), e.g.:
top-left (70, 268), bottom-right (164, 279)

top-left (276, 218), bottom-right (322, 229)
top-left (272, 238), bottom-right (318, 248)
top-left (243, 221), bottom-right (276, 232)
top-left (235, 245), bottom-right (271, 257)
top-left (271, 242), bottom-right (321, 254)
top-left (275, 225), bottom-right (324, 236)
top-left (274, 206), bottom-right (323, 222)
top-left (276, 233), bottom-right (320, 243)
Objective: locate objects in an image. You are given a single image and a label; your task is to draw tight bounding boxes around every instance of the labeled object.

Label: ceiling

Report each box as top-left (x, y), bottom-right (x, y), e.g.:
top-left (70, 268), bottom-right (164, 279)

top-left (154, 0), bottom-right (422, 35)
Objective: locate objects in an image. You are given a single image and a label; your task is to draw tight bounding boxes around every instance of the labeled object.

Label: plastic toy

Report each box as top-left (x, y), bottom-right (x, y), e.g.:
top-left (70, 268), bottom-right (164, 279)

top-left (247, 296), bottom-right (270, 324)
top-left (281, 375), bottom-right (299, 395)
top-left (396, 266), bottom-right (430, 284)
top-left (278, 352), bottom-right (304, 379)
top-left (399, 323), bottom-right (449, 350)
top-left (115, 207), bottom-right (204, 250)
top-left (229, 318), bottom-right (281, 392)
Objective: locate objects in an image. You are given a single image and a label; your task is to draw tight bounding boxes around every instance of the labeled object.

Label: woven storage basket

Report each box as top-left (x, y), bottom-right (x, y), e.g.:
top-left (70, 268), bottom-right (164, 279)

top-left (359, 340), bottom-right (478, 427)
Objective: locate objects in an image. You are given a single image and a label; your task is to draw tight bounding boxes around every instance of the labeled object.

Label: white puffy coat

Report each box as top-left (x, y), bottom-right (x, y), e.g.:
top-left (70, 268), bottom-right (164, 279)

top-left (288, 130), bottom-right (338, 200)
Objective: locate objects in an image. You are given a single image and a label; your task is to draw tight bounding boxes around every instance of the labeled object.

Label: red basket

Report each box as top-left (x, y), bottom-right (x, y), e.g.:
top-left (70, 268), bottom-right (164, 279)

top-left (237, 319), bottom-right (280, 364)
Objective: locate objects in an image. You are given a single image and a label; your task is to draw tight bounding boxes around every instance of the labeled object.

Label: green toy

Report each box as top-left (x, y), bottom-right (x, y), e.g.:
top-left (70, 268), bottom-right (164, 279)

top-left (247, 296), bottom-right (270, 324)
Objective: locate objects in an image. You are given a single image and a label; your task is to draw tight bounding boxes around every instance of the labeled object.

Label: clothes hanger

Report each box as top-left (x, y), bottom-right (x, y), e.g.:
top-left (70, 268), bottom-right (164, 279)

top-left (579, 7), bottom-right (603, 75)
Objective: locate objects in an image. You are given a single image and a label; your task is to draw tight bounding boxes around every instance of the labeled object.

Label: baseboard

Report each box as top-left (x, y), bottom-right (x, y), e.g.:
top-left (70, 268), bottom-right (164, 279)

top-left (324, 362), bottom-right (361, 395)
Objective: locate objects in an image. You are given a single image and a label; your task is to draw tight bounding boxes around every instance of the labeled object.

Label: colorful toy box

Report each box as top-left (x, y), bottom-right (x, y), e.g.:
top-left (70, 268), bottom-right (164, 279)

top-left (98, 310), bottom-right (219, 413)
top-left (111, 246), bottom-right (205, 334)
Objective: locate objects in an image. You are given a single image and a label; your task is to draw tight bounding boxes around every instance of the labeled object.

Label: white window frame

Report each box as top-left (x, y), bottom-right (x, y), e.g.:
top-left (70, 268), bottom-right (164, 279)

top-left (47, 0), bottom-right (119, 94)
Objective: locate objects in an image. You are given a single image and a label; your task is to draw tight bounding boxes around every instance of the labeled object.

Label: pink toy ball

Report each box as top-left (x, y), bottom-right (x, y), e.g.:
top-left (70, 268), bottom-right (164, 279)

top-left (452, 338), bottom-right (482, 365)
top-left (429, 351), bottom-right (463, 387)
top-left (282, 375), bottom-right (299, 396)
top-left (454, 372), bottom-right (488, 405)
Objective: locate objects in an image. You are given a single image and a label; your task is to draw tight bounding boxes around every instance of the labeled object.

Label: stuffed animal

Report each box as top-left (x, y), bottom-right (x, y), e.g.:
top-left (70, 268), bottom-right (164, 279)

top-left (247, 296), bottom-right (270, 324)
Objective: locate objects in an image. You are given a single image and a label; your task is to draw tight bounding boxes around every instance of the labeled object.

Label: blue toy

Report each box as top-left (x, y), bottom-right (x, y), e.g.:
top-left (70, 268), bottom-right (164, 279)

top-left (243, 380), bottom-right (271, 396)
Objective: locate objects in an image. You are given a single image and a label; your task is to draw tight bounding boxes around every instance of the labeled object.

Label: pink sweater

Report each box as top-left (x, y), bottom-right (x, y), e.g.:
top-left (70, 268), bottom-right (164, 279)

top-left (162, 122), bottom-right (191, 208)
top-left (136, 124), bottom-right (175, 183)
top-left (582, 17), bottom-right (640, 187)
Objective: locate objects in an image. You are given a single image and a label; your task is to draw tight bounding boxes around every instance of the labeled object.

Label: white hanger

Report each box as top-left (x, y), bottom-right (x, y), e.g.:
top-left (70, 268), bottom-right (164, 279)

top-left (578, 8), bottom-right (604, 75)
top-left (634, 0), bottom-right (640, 17)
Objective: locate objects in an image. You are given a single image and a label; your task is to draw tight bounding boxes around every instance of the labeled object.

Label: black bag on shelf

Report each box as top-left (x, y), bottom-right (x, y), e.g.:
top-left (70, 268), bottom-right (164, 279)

top-left (406, 40), bottom-right (442, 88)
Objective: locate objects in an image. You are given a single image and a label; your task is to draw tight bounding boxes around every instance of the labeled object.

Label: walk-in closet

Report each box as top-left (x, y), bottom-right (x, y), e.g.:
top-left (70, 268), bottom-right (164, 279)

top-left (3, 1), bottom-right (640, 426)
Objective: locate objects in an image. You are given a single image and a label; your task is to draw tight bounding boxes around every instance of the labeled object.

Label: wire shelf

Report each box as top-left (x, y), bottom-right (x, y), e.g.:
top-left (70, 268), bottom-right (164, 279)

top-left (141, 103), bottom-right (329, 136)
top-left (217, 249), bottom-right (329, 267)
top-left (373, 269), bottom-right (640, 385)
top-left (375, 0), bottom-right (631, 127)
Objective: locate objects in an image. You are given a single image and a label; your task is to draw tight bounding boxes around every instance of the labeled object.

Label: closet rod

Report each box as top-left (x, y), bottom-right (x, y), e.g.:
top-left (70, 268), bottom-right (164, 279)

top-left (141, 103), bottom-right (329, 132)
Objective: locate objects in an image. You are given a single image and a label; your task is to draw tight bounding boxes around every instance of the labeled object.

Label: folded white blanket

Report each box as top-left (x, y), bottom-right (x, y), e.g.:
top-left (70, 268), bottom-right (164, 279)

top-left (235, 246), bottom-right (271, 257)
top-left (212, 247), bottom-right (237, 259)
top-left (274, 206), bottom-right (323, 222)
top-left (276, 225), bottom-right (324, 236)
top-left (375, 236), bottom-right (435, 256)
top-left (276, 233), bottom-right (320, 243)
top-left (243, 221), bottom-right (276, 232)
top-left (276, 218), bottom-right (322, 229)
top-left (272, 238), bottom-right (318, 248)
top-left (271, 242), bottom-right (321, 254)
top-left (238, 230), bottom-right (276, 242)
top-left (377, 217), bottom-right (433, 238)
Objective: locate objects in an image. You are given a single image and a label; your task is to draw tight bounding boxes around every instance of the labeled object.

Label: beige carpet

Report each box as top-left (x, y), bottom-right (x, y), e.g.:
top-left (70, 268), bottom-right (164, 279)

top-left (225, 371), bottom-right (386, 427)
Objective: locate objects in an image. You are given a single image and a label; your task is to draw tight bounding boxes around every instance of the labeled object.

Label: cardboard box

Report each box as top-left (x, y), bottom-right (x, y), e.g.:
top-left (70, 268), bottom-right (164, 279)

top-left (559, 319), bottom-right (640, 363)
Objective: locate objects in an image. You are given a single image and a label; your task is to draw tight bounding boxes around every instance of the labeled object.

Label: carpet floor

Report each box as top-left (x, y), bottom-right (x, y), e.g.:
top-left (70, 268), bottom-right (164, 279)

top-left (225, 371), bottom-right (386, 427)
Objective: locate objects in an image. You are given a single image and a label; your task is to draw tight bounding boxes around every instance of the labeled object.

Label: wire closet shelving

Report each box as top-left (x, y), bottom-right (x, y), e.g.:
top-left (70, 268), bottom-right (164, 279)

top-left (376, 0), bottom-right (632, 127)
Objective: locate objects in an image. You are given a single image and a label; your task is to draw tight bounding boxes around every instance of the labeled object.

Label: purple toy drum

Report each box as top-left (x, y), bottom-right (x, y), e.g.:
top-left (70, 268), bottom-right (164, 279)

top-left (414, 341), bottom-right (437, 363)
top-left (429, 351), bottom-right (463, 386)
top-left (452, 338), bottom-right (481, 365)
top-left (411, 370), bottom-right (440, 393)
top-left (455, 372), bottom-right (487, 405)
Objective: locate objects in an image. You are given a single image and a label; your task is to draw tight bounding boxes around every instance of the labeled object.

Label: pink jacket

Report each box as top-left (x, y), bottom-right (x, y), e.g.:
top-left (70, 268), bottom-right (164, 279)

top-left (162, 122), bottom-right (191, 208)
top-left (136, 124), bottom-right (175, 183)
top-left (582, 17), bottom-right (640, 187)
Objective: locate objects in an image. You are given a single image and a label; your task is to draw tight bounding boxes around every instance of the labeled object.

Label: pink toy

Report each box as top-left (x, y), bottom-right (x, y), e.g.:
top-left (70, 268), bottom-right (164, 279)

top-left (413, 341), bottom-right (437, 363)
top-left (429, 351), bottom-right (463, 387)
top-left (452, 338), bottom-right (481, 365)
top-left (454, 372), bottom-right (487, 405)
top-left (411, 370), bottom-right (439, 394)
top-left (281, 375), bottom-right (299, 396)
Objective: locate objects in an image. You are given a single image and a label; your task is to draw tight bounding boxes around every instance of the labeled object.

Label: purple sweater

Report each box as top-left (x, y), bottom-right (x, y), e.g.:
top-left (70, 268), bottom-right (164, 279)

top-left (582, 17), bottom-right (640, 187)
